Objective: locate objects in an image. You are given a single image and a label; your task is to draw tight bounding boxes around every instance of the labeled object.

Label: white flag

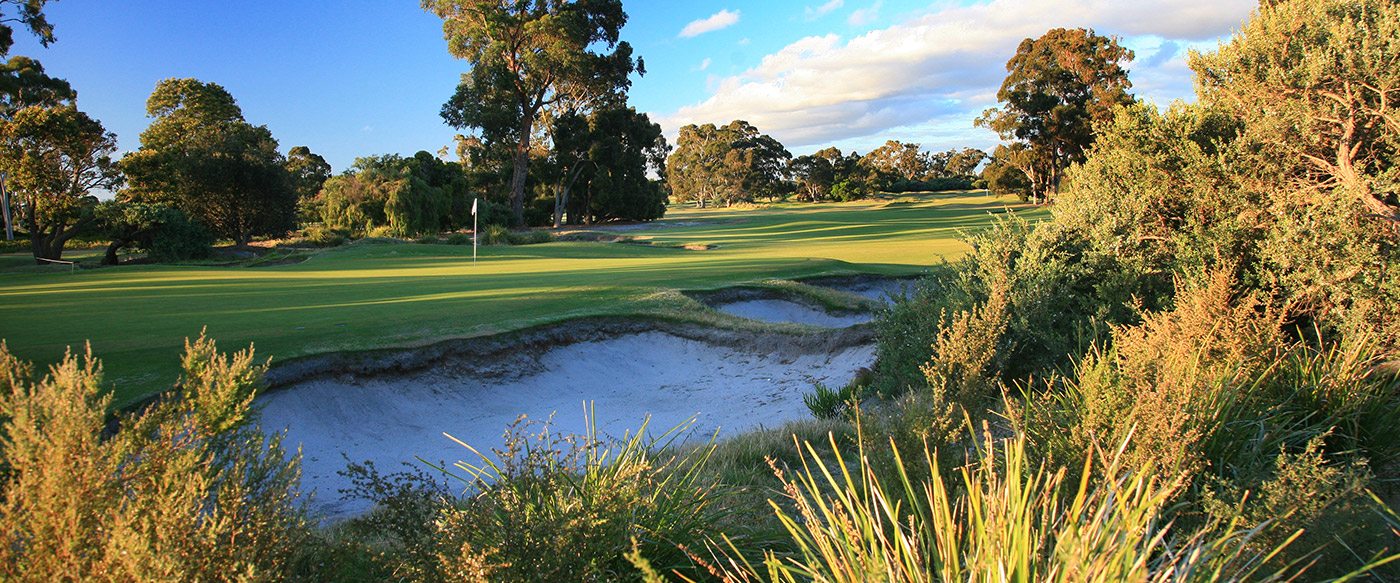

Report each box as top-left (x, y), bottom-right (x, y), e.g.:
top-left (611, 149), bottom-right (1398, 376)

top-left (471, 198), bottom-right (478, 216)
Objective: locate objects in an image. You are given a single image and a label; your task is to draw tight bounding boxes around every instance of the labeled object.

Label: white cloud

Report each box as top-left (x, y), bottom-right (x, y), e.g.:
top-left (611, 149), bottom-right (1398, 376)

top-left (693, 58), bottom-right (712, 72)
top-left (738, 38), bottom-right (751, 45)
top-left (848, 0), bottom-right (882, 26)
top-left (679, 9), bottom-right (741, 38)
top-left (657, 0), bottom-right (1254, 154)
top-left (805, 0), bottom-right (844, 20)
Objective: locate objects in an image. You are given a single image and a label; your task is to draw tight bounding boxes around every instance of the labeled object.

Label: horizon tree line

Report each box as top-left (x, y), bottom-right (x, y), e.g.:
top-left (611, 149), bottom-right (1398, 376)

top-left (1, 0), bottom-right (1139, 266)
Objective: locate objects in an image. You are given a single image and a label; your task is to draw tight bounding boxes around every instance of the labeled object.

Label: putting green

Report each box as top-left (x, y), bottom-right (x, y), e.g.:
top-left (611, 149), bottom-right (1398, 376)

top-left (0, 192), bottom-right (1041, 405)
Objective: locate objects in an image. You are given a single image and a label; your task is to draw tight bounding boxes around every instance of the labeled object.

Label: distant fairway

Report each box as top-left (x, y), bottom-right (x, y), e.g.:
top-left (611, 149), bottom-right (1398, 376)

top-left (0, 191), bottom-right (1042, 406)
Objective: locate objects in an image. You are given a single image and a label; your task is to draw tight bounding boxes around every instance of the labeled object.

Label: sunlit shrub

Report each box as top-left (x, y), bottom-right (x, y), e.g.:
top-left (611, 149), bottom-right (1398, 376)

top-left (0, 334), bottom-right (308, 582)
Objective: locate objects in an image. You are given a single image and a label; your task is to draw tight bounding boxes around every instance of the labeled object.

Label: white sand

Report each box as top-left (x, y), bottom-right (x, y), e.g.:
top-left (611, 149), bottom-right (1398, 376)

top-left (713, 299), bottom-right (872, 327)
top-left (257, 331), bottom-right (874, 519)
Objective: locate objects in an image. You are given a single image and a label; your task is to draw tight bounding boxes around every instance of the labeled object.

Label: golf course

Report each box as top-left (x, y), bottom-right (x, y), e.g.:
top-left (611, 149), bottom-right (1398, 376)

top-left (0, 191), bottom-right (1036, 408)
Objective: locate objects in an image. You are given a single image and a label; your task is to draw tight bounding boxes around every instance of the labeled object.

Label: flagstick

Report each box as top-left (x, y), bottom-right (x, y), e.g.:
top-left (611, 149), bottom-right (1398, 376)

top-left (472, 197), bottom-right (478, 267)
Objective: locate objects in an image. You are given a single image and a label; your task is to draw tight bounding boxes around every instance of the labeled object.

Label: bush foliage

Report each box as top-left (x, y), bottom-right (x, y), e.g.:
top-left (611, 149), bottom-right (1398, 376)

top-left (0, 335), bottom-right (307, 582)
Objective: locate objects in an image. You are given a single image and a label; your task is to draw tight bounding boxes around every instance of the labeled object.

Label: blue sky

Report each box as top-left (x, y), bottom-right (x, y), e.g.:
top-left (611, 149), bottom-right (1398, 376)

top-left (9, 0), bottom-right (1257, 173)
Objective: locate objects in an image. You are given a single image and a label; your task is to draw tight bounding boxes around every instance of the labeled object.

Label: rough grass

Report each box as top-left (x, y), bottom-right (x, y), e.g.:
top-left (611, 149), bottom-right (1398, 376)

top-left (0, 192), bottom-right (1041, 406)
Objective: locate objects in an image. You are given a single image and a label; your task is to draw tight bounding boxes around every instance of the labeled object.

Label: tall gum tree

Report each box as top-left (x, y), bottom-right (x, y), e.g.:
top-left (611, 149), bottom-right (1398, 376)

top-left (0, 104), bottom-right (120, 262)
top-left (423, 0), bottom-right (639, 225)
top-left (120, 79), bottom-right (296, 248)
top-left (977, 27), bottom-right (1134, 202)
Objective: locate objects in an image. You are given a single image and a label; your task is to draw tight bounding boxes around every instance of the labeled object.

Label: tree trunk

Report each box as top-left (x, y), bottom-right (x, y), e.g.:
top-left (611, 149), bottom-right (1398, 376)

top-left (102, 239), bottom-right (127, 265)
top-left (553, 186), bottom-right (567, 229)
top-left (509, 117), bottom-right (534, 226)
top-left (553, 164), bottom-right (587, 229)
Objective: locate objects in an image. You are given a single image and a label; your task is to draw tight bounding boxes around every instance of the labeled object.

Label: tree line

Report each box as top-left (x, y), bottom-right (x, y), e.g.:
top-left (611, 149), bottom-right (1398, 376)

top-left (0, 0), bottom-right (1060, 267)
top-left (0, 0), bottom-right (1011, 266)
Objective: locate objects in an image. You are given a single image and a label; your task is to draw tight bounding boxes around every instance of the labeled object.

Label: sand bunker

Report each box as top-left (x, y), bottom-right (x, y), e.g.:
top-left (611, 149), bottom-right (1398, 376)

top-left (804, 276), bottom-right (918, 304)
top-left (713, 299), bottom-right (871, 327)
top-left (257, 331), bottom-right (873, 519)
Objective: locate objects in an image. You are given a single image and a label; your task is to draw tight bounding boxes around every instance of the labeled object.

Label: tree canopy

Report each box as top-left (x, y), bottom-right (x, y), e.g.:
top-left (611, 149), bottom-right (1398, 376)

top-left (424, 0), bottom-right (639, 225)
top-left (0, 104), bottom-right (120, 261)
top-left (545, 105), bottom-right (667, 226)
top-left (0, 0), bottom-right (56, 58)
top-left (977, 27), bottom-right (1134, 201)
top-left (121, 79), bottom-right (297, 247)
top-left (667, 120), bottom-right (790, 207)
top-left (0, 55), bottom-right (73, 118)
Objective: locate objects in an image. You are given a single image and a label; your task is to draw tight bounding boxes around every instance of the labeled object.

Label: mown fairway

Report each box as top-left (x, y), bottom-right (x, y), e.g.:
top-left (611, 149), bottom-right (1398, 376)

top-left (0, 192), bottom-right (1040, 405)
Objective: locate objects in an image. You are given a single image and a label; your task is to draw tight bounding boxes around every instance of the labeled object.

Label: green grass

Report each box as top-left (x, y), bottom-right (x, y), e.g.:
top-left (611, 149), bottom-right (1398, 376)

top-left (0, 192), bottom-right (1042, 405)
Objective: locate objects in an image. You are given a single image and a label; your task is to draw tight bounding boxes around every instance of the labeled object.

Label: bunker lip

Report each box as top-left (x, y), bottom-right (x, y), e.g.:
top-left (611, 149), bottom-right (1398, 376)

top-left (797, 274), bottom-right (923, 302)
top-left (262, 315), bottom-right (874, 392)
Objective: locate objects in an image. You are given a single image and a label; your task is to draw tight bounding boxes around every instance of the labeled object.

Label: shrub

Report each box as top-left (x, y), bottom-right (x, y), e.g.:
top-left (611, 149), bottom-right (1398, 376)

top-left (444, 232), bottom-right (472, 245)
top-left (830, 180), bottom-right (865, 202)
top-left (803, 382), bottom-right (856, 420)
top-left (1017, 271), bottom-right (1400, 576)
top-left (428, 414), bottom-right (744, 583)
top-left (523, 229), bottom-right (553, 245)
top-left (480, 224), bottom-right (511, 245)
top-left (0, 334), bottom-right (308, 581)
top-left (415, 234), bottom-right (439, 245)
top-left (299, 225), bottom-right (350, 247)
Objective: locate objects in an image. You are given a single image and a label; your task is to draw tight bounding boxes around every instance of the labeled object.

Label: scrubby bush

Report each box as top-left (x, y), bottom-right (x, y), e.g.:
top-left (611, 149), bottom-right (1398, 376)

top-left (431, 416), bottom-right (736, 583)
top-left (1015, 272), bottom-right (1400, 575)
top-left (520, 229), bottom-right (552, 245)
top-left (0, 335), bottom-right (308, 581)
top-left (479, 224), bottom-right (511, 245)
top-left (415, 234), bottom-right (439, 245)
top-left (444, 232), bottom-right (472, 245)
top-left (297, 225), bottom-right (351, 247)
top-left (336, 415), bottom-right (757, 583)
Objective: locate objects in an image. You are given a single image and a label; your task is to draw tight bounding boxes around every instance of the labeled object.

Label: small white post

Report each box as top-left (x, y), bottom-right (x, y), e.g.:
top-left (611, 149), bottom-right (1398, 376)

top-left (1, 171), bottom-right (12, 241)
top-left (471, 197), bottom-right (478, 267)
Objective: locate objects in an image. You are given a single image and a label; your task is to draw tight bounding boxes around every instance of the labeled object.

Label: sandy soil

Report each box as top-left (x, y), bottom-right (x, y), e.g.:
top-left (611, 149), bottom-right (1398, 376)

top-left (257, 331), bottom-right (874, 519)
top-left (713, 299), bottom-right (872, 327)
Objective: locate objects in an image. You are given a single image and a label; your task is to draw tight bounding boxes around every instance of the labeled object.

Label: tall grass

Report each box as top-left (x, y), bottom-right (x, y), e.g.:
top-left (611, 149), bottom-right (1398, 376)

top-left (702, 427), bottom-right (1387, 583)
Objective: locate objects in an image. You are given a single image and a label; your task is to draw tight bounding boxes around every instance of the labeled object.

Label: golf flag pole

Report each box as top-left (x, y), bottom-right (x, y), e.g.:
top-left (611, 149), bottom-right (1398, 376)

top-left (471, 197), bottom-right (478, 267)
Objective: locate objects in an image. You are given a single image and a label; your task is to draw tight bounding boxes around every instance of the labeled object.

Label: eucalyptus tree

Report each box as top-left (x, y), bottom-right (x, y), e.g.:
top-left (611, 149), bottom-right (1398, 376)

top-left (667, 123), bottom-right (731, 208)
top-left (285, 146), bottom-right (331, 202)
top-left (0, 0), bottom-right (56, 57)
top-left (423, 0), bottom-right (640, 225)
top-left (865, 140), bottom-right (929, 181)
top-left (977, 28), bottom-right (1134, 201)
top-left (667, 120), bottom-right (789, 207)
top-left (121, 79), bottom-right (297, 247)
top-left (790, 151), bottom-right (836, 202)
top-left (0, 104), bottom-right (120, 262)
top-left (547, 105), bottom-right (666, 226)
top-left (944, 147), bottom-right (989, 177)
top-left (0, 56), bottom-right (72, 118)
